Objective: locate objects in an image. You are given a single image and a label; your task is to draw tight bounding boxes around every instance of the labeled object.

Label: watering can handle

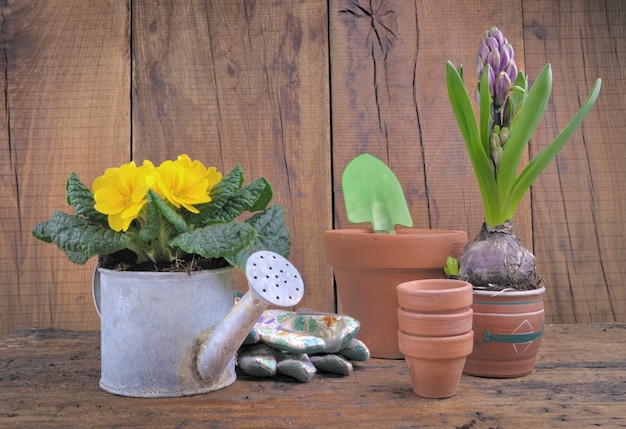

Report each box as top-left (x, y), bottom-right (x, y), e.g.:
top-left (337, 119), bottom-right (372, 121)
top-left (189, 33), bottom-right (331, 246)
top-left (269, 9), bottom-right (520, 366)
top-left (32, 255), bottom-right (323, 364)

top-left (92, 266), bottom-right (102, 317)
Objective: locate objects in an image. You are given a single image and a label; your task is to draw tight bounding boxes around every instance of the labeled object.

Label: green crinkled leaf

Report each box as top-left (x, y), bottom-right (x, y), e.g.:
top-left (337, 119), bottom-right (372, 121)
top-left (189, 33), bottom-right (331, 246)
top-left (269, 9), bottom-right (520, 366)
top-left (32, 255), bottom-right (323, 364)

top-left (190, 166), bottom-right (273, 226)
top-left (66, 172), bottom-right (106, 223)
top-left (169, 221), bottom-right (255, 260)
top-left (206, 164), bottom-right (244, 210)
top-left (32, 211), bottom-right (131, 264)
top-left (138, 191), bottom-right (162, 242)
top-left (148, 190), bottom-right (188, 233)
top-left (217, 177), bottom-right (273, 222)
top-left (226, 204), bottom-right (291, 270)
top-left (235, 177), bottom-right (274, 213)
top-left (190, 165), bottom-right (244, 225)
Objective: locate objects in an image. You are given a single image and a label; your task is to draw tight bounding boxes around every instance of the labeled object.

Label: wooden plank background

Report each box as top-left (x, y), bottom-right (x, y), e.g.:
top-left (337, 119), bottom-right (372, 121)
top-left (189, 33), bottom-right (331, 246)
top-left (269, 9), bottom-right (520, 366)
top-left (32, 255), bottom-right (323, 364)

top-left (1, 0), bottom-right (624, 336)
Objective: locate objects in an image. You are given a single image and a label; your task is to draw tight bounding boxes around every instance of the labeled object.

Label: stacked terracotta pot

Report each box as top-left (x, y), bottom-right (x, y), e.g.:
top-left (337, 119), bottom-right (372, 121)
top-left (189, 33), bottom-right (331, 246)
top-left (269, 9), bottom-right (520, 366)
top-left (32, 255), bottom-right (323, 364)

top-left (396, 279), bottom-right (474, 398)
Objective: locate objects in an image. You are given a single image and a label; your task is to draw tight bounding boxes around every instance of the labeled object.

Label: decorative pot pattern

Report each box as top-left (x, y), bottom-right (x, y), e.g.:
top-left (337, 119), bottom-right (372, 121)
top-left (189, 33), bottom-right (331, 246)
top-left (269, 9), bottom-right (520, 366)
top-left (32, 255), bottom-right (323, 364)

top-left (324, 228), bottom-right (467, 359)
top-left (463, 286), bottom-right (545, 378)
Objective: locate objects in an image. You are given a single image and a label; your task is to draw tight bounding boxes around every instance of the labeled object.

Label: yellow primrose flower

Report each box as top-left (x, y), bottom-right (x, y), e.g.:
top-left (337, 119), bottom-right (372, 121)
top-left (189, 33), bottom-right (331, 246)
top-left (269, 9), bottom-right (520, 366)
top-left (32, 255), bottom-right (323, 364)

top-left (174, 154), bottom-right (222, 192)
top-left (93, 161), bottom-right (156, 232)
top-left (155, 157), bottom-right (212, 213)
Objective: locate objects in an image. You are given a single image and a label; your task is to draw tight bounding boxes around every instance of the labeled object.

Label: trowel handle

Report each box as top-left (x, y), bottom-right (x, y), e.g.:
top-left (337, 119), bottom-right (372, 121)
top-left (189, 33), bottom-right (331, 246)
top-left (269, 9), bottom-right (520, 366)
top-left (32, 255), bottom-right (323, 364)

top-left (196, 291), bottom-right (268, 381)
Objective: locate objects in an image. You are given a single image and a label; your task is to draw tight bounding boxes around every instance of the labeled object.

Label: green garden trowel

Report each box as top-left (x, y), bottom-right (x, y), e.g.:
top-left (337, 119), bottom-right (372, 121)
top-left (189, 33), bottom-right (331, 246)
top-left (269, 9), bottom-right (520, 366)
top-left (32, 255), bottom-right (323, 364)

top-left (342, 153), bottom-right (413, 234)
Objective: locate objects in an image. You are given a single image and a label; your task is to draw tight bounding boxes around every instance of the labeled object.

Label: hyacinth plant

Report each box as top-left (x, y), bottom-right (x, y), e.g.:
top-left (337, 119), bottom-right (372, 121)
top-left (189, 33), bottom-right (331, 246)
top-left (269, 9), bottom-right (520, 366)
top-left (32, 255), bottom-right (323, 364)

top-left (445, 27), bottom-right (601, 289)
top-left (33, 155), bottom-right (291, 271)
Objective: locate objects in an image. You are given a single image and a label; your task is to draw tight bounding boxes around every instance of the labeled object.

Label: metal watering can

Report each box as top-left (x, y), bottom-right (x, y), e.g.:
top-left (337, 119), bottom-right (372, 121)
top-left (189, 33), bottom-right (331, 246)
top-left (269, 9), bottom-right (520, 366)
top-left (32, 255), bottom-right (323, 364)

top-left (92, 250), bottom-right (304, 398)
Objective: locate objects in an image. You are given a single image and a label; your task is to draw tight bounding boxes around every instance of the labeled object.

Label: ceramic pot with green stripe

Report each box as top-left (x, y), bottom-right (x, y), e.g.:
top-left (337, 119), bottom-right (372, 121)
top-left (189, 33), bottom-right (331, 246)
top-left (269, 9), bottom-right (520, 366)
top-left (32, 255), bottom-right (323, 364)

top-left (463, 286), bottom-right (545, 378)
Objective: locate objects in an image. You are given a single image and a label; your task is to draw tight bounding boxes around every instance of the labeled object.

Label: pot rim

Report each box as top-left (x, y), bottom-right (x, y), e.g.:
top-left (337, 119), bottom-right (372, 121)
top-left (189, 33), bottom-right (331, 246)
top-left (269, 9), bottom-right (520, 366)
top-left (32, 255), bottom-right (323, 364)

top-left (324, 228), bottom-right (467, 239)
top-left (96, 264), bottom-right (233, 278)
top-left (472, 285), bottom-right (546, 298)
top-left (324, 228), bottom-right (468, 269)
top-left (397, 278), bottom-right (473, 294)
top-left (92, 264), bottom-right (234, 317)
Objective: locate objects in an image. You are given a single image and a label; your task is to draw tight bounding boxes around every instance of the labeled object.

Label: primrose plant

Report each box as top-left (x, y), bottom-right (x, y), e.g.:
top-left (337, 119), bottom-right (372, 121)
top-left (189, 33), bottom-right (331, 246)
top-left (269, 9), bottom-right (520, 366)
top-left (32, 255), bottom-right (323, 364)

top-left (445, 27), bottom-right (601, 289)
top-left (33, 154), bottom-right (291, 272)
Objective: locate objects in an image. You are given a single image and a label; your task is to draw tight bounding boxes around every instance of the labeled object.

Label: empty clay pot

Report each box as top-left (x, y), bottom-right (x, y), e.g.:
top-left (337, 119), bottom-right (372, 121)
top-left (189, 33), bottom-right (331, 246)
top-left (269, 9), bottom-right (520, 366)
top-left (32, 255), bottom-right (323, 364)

top-left (396, 278), bottom-right (473, 313)
top-left (396, 278), bottom-right (474, 398)
top-left (398, 330), bottom-right (474, 398)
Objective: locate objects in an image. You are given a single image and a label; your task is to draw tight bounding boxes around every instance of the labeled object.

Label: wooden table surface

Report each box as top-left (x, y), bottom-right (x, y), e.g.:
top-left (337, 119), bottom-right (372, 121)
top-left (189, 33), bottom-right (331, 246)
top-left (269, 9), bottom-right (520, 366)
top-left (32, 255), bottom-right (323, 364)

top-left (1, 324), bottom-right (624, 428)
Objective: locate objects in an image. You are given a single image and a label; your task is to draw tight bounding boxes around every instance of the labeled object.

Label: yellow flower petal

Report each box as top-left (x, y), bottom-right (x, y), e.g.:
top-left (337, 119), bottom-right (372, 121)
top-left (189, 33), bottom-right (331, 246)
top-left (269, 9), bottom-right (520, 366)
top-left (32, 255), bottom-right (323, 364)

top-left (206, 167), bottom-right (222, 191)
top-left (94, 188), bottom-right (127, 215)
top-left (92, 160), bottom-right (154, 230)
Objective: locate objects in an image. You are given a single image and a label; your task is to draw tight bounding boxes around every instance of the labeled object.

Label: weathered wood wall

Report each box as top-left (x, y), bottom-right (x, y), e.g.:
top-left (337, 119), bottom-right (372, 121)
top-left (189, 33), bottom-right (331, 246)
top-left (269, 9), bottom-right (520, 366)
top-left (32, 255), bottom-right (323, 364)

top-left (1, 0), bottom-right (624, 336)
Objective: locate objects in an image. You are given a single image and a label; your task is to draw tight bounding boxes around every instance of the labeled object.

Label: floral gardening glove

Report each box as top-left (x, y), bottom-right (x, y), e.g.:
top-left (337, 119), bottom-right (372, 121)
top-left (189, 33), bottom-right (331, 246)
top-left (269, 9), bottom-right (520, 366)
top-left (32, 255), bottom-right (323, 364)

top-left (237, 309), bottom-right (370, 382)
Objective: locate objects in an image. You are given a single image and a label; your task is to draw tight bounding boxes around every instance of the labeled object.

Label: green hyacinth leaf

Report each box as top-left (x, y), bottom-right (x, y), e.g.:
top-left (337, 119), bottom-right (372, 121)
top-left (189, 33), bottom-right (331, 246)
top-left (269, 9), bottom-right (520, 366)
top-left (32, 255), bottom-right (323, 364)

top-left (342, 153), bottom-right (413, 234)
top-left (446, 61), bottom-right (501, 225)
top-left (496, 64), bottom-right (552, 211)
top-left (479, 65), bottom-right (492, 156)
top-left (504, 77), bottom-right (602, 219)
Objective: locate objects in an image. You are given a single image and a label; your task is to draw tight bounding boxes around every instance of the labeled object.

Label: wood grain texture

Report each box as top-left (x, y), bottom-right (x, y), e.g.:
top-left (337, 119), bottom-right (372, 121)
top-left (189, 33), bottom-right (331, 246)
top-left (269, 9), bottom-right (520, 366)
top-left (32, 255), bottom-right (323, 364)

top-left (0, 1), bottom-right (130, 334)
top-left (329, 0), bottom-right (624, 324)
top-left (1, 324), bottom-right (624, 428)
top-left (330, 0), bottom-right (531, 242)
top-left (330, 0), bottom-right (430, 229)
top-left (131, 0), bottom-right (332, 312)
top-left (1, 0), bottom-right (625, 335)
top-left (522, 0), bottom-right (626, 323)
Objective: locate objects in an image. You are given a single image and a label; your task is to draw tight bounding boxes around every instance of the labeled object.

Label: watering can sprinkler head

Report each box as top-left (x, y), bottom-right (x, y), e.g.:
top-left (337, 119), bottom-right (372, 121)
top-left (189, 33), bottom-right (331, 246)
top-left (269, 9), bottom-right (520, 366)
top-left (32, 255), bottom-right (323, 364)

top-left (244, 250), bottom-right (304, 307)
top-left (196, 250), bottom-right (304, 381)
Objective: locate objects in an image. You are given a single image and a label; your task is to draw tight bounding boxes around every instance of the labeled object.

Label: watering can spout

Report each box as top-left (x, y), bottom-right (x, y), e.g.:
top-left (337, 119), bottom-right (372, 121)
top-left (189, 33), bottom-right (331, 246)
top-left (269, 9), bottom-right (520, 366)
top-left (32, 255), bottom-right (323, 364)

top-left (196, 251), bottom-right (304, 382)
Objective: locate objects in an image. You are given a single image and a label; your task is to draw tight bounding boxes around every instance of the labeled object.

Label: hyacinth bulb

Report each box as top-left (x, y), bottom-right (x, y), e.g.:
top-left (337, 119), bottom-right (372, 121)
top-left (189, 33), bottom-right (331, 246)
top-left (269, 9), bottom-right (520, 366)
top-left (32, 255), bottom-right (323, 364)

top-left (458, 221), bottom-right (538, 289)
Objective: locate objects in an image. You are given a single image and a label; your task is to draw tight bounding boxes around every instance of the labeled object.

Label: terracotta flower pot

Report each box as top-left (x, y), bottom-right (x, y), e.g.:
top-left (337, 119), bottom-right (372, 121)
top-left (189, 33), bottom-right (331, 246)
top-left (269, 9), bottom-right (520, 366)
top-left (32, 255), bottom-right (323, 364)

top-left (397, 307), bottom-right (473, 337)
top-left (397, 278), bottom-right (473, 337)
top-left (324, 229), bottom-right (468, 359)
top-left (396, 278), bottom-right (473, 312)
top-left (463, 286), bottom-right (546, 378)
top-left (398, 330), bottom-right (474, 398)
top-left (396, 279), bottom-right (473, 398)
